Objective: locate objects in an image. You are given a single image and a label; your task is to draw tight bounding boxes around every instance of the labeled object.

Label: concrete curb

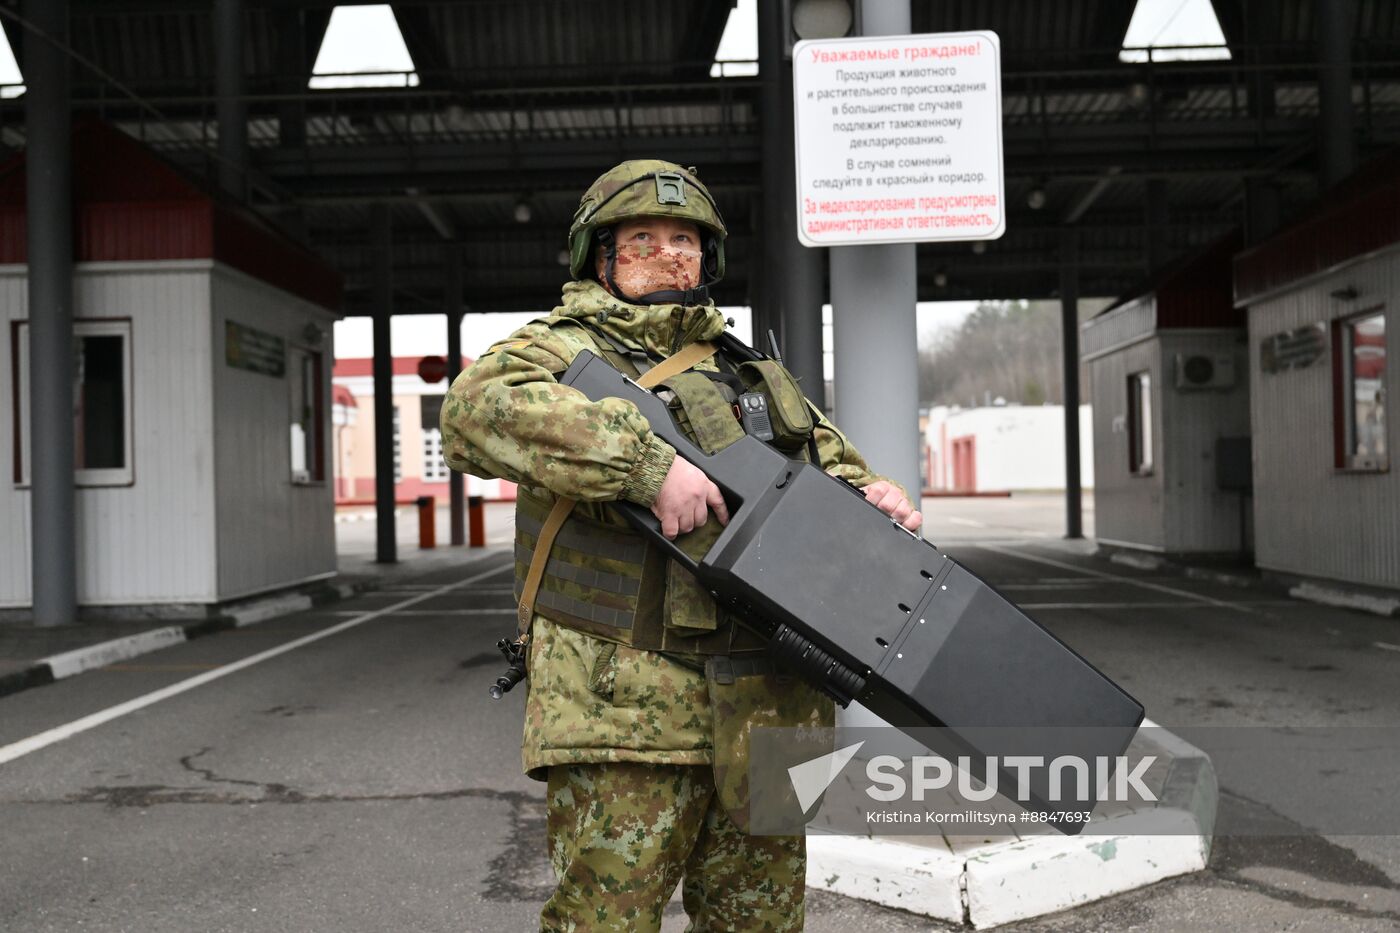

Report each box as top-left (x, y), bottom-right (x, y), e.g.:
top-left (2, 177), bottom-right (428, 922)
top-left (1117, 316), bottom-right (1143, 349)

top-left (1096, 543), bottom-right (1400, 617)
top-left (0, 578), bottom-right (378, 701)
top-left (806, 834), bottom-right (966, 925)
top-left (806, 720), bottom-right (1216, 928)
top-left (1288, 581), bottom-right (1400, 618)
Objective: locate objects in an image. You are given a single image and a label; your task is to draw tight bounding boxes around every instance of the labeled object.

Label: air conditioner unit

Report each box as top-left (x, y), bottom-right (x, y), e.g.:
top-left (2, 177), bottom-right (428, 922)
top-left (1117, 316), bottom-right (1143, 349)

top-left (1174, 353), bottom-right (1236, 390)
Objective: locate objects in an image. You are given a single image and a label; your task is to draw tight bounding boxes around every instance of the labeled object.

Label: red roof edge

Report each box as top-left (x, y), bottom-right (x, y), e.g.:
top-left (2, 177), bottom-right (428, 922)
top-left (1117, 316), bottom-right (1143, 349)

top-left (1234, 149), bottom-right (1400, 306)
top-left (0, 117), bottom-right (342, 312)
top-left (1098, 230), bottom-right (1245, 330)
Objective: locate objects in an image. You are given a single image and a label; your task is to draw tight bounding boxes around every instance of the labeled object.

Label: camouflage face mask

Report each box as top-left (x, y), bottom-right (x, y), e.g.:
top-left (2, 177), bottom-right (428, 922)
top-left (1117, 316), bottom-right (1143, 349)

top-left (597, 242), bottom-right (703, 300)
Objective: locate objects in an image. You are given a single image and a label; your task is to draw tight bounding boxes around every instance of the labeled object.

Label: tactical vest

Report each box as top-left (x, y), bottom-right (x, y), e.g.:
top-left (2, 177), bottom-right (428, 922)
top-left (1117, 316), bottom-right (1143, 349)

top-left (512, 319), bottom-right (816, 661)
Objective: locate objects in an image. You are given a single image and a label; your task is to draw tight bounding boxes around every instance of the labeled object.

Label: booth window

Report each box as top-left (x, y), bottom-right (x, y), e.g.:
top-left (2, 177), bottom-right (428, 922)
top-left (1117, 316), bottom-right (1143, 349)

top-left (1127, 371), bottom-right (1153, 475)
top-left (289, 345), bottom-right (325, 483)
top-left (420, 394), bottom-right (449, 482)
top-left (392, 406), bottom-right (402, 484)
top-left (1335, 310), bottom-right (1388, 471)
top-left (11, 319), bottom-right (134, 487)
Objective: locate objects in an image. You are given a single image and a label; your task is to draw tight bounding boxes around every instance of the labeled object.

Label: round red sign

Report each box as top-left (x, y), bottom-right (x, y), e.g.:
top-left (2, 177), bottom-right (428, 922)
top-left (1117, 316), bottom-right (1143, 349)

top-left (417, 355), bottom-right (448, 384)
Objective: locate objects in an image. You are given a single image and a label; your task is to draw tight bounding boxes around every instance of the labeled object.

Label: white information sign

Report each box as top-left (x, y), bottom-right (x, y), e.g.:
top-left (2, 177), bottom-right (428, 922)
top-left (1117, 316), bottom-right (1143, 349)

top-left (793, 31), bottom-right (1005, 247)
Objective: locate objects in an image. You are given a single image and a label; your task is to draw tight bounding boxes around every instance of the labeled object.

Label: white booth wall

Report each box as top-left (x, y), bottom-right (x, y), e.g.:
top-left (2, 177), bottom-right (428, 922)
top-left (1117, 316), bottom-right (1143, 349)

top-left (0, 259), bottom-right (338, 609)
top-left (1084, 299), bottom-right (1250, 555)
top-left (212, 264), bottom-right (339, 601)
top-left (1246, 252), bottom-right (1399, 590)
top-left (2, 262), bottom-right (218, 606)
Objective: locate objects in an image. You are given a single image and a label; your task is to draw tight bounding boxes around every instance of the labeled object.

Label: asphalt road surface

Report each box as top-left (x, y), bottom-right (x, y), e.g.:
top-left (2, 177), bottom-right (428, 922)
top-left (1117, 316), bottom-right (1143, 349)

top-left (2, 496), bottom-right (1398, 931)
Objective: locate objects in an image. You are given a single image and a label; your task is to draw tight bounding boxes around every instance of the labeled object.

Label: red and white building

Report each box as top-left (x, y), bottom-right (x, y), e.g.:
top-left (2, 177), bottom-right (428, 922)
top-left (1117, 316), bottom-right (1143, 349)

top-left (331, 356), bottom-right (516, 504)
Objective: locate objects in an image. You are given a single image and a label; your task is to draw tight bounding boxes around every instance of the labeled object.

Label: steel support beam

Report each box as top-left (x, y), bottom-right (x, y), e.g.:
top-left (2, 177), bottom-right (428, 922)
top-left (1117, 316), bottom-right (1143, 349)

top-left (214, 0), bottom-right (248, 198)
top-left (830, 0), bottom-right (920, 501)
top-left (444, 245), bottom-right (465, 547)
top-left (275, 8), bottom-right (307, 150)
top-left (1145, 178), bottom-right (1169, 273)
top-left (25, 0), bottom-right (76, 627)
top-left (371, 204), bottom-right (397, 563)
top-left (1060, 232), bottom-right (1083, 540)
top-left (830, 0), bottom-right (921, 740)
top-left (1317, 0), bottom-right (1357, 189)
top-left (759, 0), bottom-right (825, 407)
top-left (1244, 177), bottom-right (1282, 245)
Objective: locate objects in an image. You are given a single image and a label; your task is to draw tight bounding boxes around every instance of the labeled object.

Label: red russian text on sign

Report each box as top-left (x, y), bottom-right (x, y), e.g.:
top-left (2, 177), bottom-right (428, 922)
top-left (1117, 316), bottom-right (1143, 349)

top-left (793, 31), bottom-right (1005, 247)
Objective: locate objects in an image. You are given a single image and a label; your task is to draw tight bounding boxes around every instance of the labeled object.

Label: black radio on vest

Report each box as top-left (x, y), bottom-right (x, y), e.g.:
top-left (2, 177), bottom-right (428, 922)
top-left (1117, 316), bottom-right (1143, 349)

top-left (736, 393), bottom-right (774, 442)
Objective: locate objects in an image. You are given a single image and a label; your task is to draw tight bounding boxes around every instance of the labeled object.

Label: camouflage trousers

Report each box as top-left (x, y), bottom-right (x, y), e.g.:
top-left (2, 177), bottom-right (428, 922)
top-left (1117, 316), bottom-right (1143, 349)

top-left (540, 761), bottom-right (806, 933)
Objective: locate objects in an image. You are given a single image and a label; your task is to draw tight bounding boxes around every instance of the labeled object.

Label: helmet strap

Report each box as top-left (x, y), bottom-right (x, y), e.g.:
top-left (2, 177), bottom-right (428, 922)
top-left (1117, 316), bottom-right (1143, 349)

top-left (595, 226), bottom-right (626, 299)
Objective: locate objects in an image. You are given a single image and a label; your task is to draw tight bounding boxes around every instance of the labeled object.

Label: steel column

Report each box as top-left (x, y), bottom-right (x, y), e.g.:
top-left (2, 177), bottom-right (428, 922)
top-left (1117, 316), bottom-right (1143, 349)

top-left (1145, 178), bottom-right (1168, 273)
top-left (275, 8), bottom-right (307, 150)
top-left (444, 246), bottom-right (465, 547)
top-left (213, 0), bottom-right (248, 198)
top-left (1317, 0), bottom-right (1357, 189)
top-left (1060, 232), bottom-right (1083, 539)
top-left (759, 0), bottom-right (825, 402)
top-left (830, 0), bottom-right (919, 742)
top-left (371, 204), bottom-right (397, 563)
top-left (829, 0), bottom-right (920, 500)
top-left (25, 0), bottom-right (76, 627)
top-left (1244, 177), bottom-right (1281, 246)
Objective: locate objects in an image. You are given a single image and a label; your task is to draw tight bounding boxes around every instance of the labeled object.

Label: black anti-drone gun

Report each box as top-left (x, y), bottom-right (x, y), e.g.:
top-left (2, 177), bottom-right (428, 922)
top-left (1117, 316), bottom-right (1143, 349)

top-left (558, 338), bottom-right (1144, 833)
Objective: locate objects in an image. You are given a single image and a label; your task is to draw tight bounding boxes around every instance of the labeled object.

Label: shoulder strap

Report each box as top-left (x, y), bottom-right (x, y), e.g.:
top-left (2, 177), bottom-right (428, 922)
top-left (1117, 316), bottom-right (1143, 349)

top-left (572, 318), bottom-right (657, 378)
top-left (516, 341), bottom-right (717, 636)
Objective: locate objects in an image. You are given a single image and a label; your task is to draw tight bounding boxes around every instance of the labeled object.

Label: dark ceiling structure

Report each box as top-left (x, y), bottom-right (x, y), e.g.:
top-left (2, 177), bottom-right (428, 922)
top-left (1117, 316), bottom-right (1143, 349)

top-left (2, 0), bottom-right (1398, 315)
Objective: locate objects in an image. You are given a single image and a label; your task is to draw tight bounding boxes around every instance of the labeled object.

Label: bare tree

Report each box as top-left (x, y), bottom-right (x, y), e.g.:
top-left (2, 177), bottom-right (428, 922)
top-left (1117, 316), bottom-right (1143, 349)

top-left (919, 300), bottom-right (1106, 408)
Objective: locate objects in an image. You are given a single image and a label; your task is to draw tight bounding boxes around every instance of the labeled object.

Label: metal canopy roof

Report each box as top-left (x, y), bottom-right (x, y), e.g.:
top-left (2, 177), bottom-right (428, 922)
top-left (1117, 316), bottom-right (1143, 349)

top-left (2, 0), bottom-right (1398, 315)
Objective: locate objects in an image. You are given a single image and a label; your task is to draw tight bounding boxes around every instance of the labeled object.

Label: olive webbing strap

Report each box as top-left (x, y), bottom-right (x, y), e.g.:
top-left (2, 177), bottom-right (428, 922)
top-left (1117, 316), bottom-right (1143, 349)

top-left (515, 340), bottom-right (718, 636)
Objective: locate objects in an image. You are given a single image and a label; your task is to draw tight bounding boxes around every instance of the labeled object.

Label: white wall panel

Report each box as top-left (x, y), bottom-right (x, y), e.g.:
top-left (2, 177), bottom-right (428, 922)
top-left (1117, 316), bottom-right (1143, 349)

top-left (0, 263), bottom-right (219, 606)
top-left (1086, 338), bottom-right (1165, 550)
top-left (211, 265), bottom-right (338, 601)
top-left (1158, 331), bottom-right (1252, 553)
top-left (0, 271), bottom-right (33, 606)
top-left (1248, 256), bottom-right (1400, 589)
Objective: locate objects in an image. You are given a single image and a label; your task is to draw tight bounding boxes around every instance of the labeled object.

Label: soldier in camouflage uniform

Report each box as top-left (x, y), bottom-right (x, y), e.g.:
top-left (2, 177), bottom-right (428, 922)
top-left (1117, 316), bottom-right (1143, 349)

top-left (440, 160), bottom-right (921, 932)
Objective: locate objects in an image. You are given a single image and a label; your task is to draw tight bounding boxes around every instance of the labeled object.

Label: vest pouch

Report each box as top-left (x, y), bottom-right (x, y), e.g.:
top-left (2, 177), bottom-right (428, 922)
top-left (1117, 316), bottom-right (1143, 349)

top-left (657, 371), bottom-right (743, 636)
top-left (736, 360), bottom-right (814, 451)
top-left (662, 487), bottom-right (720, 636)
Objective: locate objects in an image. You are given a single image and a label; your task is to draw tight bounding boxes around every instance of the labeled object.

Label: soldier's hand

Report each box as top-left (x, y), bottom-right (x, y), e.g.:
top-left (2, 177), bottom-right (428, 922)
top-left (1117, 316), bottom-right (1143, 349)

top-left (652, 456), bottom-right (729, 539)
top-left (863, 480), bottom-right (923, 533)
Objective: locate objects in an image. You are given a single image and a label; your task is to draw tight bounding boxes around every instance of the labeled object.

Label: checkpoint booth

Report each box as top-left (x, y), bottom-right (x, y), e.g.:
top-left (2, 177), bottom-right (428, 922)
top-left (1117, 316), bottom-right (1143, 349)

top-left (1234, 158), bottom-right (1397, 592)
top-left (1081, 233), bottom-right (1252, 556)
top-left (0, 121), bottom-right (343, 614)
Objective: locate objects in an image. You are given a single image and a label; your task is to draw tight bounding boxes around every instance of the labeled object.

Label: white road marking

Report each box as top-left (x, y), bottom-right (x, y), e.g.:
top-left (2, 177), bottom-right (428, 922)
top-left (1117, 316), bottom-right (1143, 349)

top-left (0, 560), bottom-right (513, 767)
top-left (981, 545), bottom-right (1258, 614)
top-left (1374, 641), bottom-right (1400, 653)
top-left (941, 517), bottom-right (1054, 538)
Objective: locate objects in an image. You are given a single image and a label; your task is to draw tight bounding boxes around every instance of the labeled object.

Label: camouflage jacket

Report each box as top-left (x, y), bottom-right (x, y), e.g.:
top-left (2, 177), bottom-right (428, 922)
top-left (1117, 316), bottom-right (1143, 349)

top-left (440, 279), bottom-right (899, 796)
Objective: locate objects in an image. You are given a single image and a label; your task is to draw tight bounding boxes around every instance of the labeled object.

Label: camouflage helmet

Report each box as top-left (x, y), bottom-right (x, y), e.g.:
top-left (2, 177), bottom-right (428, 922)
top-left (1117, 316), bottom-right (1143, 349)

top-left (568, 159), bottom-right (727, 283)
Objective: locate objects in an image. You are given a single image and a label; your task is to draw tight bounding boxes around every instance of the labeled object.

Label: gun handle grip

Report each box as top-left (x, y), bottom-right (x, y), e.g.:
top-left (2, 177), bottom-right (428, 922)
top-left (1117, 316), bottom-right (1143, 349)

top-left (611, 500), bottom-right (703, 574)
